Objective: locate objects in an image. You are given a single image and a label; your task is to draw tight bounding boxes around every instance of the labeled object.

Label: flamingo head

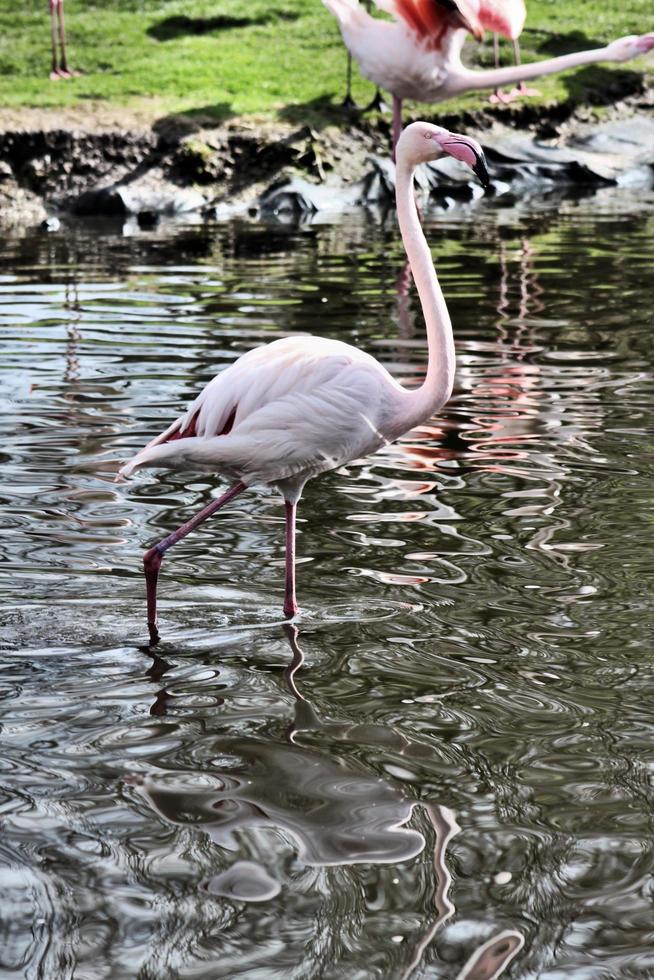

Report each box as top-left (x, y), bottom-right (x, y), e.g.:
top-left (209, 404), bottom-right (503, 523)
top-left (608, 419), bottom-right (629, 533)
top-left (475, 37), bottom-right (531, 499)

top-left (397, 122), bottom-right (490, 188)
top-left (604, 33), bottom-right (654, 62)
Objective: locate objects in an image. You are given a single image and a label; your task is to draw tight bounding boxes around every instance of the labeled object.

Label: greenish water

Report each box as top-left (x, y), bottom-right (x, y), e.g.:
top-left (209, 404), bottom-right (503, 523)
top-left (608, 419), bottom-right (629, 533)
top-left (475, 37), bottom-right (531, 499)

top-left (1, 189), bottom-right (653, 978)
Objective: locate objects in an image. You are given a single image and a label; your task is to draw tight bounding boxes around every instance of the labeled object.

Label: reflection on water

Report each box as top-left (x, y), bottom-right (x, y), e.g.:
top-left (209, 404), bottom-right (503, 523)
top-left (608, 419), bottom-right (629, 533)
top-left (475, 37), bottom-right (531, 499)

top-left (1, 188), bottom-right (654, 976)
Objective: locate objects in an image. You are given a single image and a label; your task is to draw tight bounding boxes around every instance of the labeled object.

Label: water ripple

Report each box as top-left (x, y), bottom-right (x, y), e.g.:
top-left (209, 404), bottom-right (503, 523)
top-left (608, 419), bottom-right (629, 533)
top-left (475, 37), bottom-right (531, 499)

top-left (0, 197), bottom-right (653, 975)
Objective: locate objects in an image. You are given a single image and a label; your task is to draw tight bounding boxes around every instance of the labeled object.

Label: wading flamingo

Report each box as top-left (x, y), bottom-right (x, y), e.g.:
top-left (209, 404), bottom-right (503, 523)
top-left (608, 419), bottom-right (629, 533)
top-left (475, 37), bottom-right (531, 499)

top-left (49, 0), bottom-right (78, 79)
top-left (117, 122), bottom-right (489, 639)
top-left (321, 0), bottom-right (654, 151)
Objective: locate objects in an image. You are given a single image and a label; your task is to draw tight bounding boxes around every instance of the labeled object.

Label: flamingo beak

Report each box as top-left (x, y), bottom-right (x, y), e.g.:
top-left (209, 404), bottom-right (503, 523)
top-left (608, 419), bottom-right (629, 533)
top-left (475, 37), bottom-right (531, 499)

top-left (472, 149), bottom-right (490, 189)
top-left (440, 135), bottom-right (491, 189)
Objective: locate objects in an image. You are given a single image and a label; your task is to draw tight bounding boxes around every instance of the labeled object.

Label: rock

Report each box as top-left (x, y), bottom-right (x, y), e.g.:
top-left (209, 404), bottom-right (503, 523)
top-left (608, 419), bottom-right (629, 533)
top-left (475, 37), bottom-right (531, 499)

top-left (0, 178), bottom-right (47, 227)
top-left (70, 172), bottom-right (206, 218)
top-left (39, 216), bottom-right (61, 232)
top-left (174, 136), bottom-right (227, 184)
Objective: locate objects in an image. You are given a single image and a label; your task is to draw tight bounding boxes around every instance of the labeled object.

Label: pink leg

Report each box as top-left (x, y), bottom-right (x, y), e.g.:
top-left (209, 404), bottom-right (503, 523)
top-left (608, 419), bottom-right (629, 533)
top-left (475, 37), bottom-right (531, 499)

top-left (489, 35), bottom-right (538, 103)
top-left (490, 33), bottom-right (502, 102)
top-left (391, 95), bottom-right (403, 162)
top-left (283, 500), bottom-right (299, 618)
top-left (56, 0), bottom-right (71, 76)
top-left (143, 481), bottom-right (247, 640)
top-left (49, 0), bottom-right (60, 80)
top-left (489, 33), bottom-right (511, 104)
top-left (509, 39), bottom-right (540, 98)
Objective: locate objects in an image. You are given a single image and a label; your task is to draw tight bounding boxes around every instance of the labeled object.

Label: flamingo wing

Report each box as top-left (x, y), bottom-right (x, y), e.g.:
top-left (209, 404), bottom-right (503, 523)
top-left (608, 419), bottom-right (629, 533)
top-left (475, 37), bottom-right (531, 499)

top-left (379, 0), bottom-right (485, 46)
top-left (118, 336), bottom-right (398, 485)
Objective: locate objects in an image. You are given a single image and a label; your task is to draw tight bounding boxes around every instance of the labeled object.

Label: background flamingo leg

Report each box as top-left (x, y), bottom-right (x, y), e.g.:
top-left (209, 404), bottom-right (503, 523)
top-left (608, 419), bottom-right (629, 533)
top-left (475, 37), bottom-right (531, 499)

top-left (142, 481), bottom-right (247, 639)
top-left (49, 0), bottom-right (81, 80)
top-left (489, 33), bottom-right (515, 104)
top-left (283, 500), bottom-right (299, 618)
top-left (49, 0), bottom-right (60, 80)
top-left (510, 39), bottom-right (541, 97)
top-left (56, 0), bottom-right (71, 76)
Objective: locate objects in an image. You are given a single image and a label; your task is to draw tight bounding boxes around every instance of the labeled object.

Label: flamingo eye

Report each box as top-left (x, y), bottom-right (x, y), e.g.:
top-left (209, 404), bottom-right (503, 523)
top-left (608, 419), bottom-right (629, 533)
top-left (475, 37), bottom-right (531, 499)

top-left (423, 132), bottom-right (432, 139)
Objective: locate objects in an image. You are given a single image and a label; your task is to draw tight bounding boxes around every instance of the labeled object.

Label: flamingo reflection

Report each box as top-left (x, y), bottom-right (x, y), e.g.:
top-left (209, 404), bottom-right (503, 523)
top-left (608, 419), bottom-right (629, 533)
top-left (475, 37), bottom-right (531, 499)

top-left (392, 235), bottom-right (546, 478)
top-left (140, 624), bottom-right (524, 977)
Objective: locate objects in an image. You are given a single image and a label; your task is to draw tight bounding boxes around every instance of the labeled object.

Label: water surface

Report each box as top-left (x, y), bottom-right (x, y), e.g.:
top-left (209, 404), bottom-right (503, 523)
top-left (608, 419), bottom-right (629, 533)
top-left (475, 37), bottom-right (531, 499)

top-left (1, 187), bottom-right (654, 978)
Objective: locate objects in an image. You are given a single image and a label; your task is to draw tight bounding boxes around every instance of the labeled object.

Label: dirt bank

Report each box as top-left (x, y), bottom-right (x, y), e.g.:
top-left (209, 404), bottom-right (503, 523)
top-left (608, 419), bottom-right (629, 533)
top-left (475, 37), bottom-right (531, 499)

top-left (0, 76), bottom-right (652, 228)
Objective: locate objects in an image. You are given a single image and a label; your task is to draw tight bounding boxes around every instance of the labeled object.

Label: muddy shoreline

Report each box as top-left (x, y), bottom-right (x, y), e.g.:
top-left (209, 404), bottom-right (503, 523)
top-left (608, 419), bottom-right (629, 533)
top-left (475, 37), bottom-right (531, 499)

top-left (0, 77), bottom-right (652, 228)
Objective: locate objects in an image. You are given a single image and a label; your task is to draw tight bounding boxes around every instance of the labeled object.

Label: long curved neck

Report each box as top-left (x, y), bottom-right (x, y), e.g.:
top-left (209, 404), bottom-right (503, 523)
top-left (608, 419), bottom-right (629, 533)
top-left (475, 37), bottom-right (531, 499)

top-left (395, 158), bottom-right (455, 431)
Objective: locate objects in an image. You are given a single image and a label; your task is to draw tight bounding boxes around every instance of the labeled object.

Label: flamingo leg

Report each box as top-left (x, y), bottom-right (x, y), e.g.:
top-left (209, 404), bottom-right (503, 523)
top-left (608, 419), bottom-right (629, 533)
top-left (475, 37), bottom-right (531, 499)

top-left (510, 38), bottom-right (540, 97)
top-left (283, 499), bottom-right (299, 618)
top-left (489, 33), bottom-right (515, 104)
top-left (492, 32), bottom-right (501, 100)
top-left (143, 481), bottom-right (247, 639)
top-left (49, 0), bottom-right (60, 80)
top-left (391, 94), bottom-right (403, 162)
top-left (56, 0), bottom-right (71, 76)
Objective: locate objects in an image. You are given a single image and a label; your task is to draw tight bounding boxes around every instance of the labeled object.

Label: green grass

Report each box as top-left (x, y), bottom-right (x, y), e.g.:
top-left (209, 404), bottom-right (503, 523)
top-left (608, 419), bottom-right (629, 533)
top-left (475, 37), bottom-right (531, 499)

top-left (0, 0), bottom-right (651, 123)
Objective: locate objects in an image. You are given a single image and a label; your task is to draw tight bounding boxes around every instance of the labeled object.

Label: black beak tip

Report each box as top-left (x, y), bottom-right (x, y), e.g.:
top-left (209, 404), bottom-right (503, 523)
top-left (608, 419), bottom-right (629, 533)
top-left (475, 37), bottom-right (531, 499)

top-left (473, 155), bottom-right (491, 189)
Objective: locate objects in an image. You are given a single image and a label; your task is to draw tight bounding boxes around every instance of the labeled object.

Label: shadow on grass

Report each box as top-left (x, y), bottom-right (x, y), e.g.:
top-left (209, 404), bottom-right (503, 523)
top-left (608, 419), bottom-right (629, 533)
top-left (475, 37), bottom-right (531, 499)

top-left (148, 12), bottom-right (298, 41)
top-left (153, 103), bottom-right (235, 138)
top-left (530, 29), bottom-right (608, 56)
top-left (278, 93), bottom-right (366, 130)
top-left (558, 65), bottom-right (646, 103)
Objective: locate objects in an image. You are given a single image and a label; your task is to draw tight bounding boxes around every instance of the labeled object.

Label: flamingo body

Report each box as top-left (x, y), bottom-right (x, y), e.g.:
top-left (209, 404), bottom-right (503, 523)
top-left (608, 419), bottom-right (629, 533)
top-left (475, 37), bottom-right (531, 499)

top-left (119, 335), bottom-right (405, 496)
top-left (324, 0), bottom-right (470, 102)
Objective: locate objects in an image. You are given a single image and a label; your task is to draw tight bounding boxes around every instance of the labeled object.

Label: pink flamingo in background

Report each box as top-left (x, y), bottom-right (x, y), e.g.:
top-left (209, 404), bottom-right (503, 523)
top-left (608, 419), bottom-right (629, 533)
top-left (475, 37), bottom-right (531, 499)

top-left (117, 122), bottom-right (489, 639)
top-left (48, 0), bottom-right (79, 79)
top-left (321, 0), bottom-right (654, 151)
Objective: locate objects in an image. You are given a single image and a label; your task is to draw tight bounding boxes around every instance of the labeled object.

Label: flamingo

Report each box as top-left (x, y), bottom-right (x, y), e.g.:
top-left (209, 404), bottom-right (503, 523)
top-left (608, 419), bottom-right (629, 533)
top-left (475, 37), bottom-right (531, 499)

top-left (48, 0), bottom-right (78, 79)
top-left (117, 121), bottom-right (489, 639)
top-left (321, 0), bottom-right (654, 151)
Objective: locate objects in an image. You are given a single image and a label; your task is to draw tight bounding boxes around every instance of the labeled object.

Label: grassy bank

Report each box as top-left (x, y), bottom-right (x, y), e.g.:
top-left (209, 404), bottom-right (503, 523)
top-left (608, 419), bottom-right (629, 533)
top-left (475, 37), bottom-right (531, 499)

top-left (1, 0), bottom-right (652, 124)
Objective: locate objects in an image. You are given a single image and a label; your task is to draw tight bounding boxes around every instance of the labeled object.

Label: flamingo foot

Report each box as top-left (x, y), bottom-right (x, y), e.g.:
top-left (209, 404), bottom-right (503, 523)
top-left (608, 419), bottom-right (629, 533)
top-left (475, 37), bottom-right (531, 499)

top-left (489, 88), bottom-right (517, 105)
top-left (341, 94), bottom-right (357, 110)
top-left (49, 67), bottom-right (81, 81)
top-left (511, 83), bottom-right (540, 98)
